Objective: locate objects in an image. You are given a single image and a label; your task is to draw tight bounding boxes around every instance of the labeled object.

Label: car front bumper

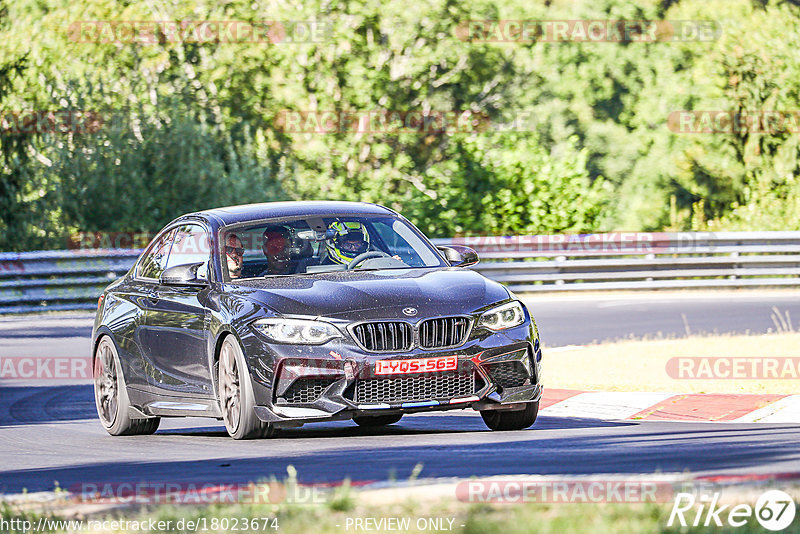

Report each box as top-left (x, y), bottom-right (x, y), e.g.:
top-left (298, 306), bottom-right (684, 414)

top-left (239, 321), bottom-right (543, 425)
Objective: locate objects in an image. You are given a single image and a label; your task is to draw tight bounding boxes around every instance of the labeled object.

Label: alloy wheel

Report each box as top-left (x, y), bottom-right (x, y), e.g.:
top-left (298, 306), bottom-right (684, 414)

top-left (94, 340), bottom-right (118, 426)
top-left (219, 340), bottom-right (242, 433)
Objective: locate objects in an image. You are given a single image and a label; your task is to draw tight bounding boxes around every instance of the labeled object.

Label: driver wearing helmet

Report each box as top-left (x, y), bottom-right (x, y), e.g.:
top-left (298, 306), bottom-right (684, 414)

top-left (325, 221), bottom-right (370, 265)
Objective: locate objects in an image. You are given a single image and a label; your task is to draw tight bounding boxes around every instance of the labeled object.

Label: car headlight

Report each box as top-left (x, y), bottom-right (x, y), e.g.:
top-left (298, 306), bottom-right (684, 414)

top-left (252, 318), bottom-right (342, 344)
top-left (477, 301), bottom-right (526, 331)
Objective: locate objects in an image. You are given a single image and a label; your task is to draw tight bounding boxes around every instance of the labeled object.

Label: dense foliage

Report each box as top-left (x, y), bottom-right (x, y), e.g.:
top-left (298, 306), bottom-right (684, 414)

top-left (1, 0), bottom-right (798, 250)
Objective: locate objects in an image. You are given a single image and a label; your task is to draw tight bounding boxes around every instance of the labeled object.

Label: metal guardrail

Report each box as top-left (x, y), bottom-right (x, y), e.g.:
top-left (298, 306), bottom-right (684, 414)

top-left (0, 250), bottom-right (140, 314)
top-left (433, 231), bottom-right (800, 293)
top-left (1, 232), bottom-right (799, 314)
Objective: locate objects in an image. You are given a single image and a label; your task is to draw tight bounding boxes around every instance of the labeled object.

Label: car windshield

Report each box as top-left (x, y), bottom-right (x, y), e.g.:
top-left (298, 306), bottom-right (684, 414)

top-left (220, 214), bottom-right (446, 280)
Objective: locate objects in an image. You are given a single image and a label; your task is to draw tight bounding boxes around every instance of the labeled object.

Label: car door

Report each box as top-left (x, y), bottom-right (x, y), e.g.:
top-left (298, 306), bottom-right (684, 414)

top-left (141, 223), bottom-right (214, 398)
top-left (131, 227), bottom-right (177, 395)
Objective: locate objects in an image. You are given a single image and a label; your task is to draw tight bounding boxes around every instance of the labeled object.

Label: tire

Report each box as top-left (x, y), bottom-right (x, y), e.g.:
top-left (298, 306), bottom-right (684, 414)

top-left (218, 335), bottom-right (275, 440)
top-left (93, 336), bottom-right (161, 436)
top-left (353, 414), bottom-right (403, 427)
top-left (480, 401), bottom-right (538, 431)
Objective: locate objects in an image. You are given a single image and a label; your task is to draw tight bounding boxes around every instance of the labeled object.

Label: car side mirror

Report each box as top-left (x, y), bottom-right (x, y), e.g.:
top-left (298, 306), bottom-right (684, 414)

top-left (437, 245), bottom-right (479, 267)
top-left (160, 262), bottom-right (208, 287)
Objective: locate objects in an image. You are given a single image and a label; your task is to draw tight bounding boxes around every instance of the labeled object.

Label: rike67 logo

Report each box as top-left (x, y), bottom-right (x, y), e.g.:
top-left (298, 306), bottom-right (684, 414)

top-left (668, 490), bottom-right (796, 531)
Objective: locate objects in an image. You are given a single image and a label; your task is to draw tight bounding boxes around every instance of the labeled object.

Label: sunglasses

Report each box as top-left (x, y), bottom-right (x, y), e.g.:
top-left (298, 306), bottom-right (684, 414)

top-left (225, 246), bottom-right (244, 256)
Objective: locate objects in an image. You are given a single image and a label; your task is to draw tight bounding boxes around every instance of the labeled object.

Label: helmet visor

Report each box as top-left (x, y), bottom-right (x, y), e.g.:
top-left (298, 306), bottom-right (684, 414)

top-left (338, 236), bottom-right (368, 255)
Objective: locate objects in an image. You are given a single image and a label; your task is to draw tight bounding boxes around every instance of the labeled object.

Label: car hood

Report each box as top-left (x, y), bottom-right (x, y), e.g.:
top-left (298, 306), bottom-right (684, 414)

top-left (225, 267), bottom-right (510, 320)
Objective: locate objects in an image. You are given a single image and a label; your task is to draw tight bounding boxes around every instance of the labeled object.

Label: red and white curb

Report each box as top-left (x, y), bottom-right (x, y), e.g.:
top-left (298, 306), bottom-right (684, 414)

top-left (540, 389), bottom-right (800, 423)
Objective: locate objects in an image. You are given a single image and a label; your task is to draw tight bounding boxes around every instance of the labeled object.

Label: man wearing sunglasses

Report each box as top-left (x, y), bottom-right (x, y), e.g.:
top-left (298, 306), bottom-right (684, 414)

top-left (224, 233), bottom-right (245, 279)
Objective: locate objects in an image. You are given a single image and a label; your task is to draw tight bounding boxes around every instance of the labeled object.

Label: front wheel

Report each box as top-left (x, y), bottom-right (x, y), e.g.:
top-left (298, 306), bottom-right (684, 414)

top-left (353, 414), bottom-right (403, 427)
top-left (218, 335), bottom-right (275, 440)
top-left (480, 401), bottom-right (538, 431)
top-left (93, 336), bottom-right (160, 436)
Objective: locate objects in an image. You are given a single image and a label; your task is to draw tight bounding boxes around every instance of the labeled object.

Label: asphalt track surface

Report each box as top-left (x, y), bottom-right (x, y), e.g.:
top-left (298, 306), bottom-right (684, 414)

top-left (1, 290), bottom-right (800, 494)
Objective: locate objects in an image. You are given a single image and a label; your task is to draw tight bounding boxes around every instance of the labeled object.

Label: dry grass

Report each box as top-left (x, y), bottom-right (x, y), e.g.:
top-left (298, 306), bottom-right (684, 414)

top-left (545, 332), bottom-right (800, 394)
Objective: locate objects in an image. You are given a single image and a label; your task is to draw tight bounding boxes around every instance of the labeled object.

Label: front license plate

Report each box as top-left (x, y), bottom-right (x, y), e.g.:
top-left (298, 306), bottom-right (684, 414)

top-left (375, 356), bottom-right (457, 375)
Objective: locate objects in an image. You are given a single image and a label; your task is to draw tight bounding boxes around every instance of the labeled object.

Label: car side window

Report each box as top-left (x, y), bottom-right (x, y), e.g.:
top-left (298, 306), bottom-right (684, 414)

top-left (137, 229), bottom-right (176, 280)
top-left (166, 224), bottom-right (211, 280)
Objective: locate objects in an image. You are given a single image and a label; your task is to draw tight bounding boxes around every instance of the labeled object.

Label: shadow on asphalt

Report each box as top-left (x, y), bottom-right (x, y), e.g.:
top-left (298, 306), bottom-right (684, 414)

top-left (3, 422), bottom-right (800, 494)
top-left (5, 387), bottom-right (800, 497)
top-left (0, 385), bottom-right (95, 426)
top-left (0, 384), bottom-right (630, 432)
top-left (158, 415), bottom-right (633, 438)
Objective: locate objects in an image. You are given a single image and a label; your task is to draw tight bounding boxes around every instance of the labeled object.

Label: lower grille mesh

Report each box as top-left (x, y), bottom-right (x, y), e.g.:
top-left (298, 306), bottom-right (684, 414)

top-left (355, 373), bottom-right (476, 404)
top-left (281, 378), bottom-right (336, 404)
top-left (487, 361), bottom-right (529, 388)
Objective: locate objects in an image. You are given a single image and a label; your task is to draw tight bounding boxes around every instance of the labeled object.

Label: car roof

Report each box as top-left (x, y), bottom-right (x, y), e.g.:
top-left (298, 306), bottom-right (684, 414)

top-left (193, 201), bottom-right (397, 226)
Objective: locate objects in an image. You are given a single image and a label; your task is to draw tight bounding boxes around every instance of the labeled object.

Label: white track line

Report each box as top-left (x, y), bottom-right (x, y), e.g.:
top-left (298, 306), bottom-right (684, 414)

top-left (735, 395), bottom-right (800, 423)
top-left (540, 392), bottom-right (676, 420)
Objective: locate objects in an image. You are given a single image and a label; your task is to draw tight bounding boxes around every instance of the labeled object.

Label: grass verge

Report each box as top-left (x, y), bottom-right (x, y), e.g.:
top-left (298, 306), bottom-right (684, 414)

top-left (3, 491), bottom-right (797, 534)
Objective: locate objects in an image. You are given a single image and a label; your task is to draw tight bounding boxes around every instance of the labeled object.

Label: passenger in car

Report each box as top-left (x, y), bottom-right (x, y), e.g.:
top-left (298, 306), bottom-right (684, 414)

top-left (224, 233), bottom-right (245, 279)
top-left (261, 227), bottom-right (312, 275)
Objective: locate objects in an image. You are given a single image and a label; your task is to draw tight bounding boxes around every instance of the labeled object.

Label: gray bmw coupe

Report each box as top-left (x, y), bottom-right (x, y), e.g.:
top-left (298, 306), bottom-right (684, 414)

top-left (92, 201), bottom-right (543, 439)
